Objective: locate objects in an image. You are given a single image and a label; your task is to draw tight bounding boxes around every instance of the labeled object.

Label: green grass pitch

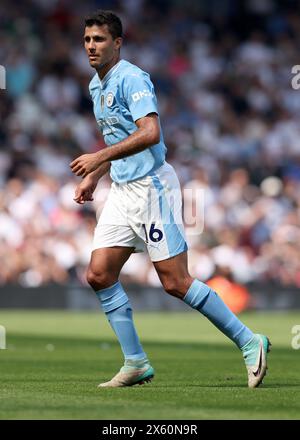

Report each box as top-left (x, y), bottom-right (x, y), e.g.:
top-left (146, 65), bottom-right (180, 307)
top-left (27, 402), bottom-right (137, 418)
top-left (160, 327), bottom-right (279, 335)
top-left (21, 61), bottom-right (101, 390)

top-left (0, 310), bottom-right (300, 420)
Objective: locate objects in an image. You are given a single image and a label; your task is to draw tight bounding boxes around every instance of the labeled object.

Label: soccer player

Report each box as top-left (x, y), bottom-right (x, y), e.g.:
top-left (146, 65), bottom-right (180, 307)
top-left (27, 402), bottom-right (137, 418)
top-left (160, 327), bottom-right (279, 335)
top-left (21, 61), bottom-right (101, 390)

top-left (70, 10), bottom-right (271, 388)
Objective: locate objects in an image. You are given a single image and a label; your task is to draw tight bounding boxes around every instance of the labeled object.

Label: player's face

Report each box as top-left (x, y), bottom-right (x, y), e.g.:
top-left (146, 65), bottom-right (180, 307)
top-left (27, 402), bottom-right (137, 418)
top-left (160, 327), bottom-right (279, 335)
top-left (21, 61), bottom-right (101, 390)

top-left (84, 24), bottom-right (122, 69)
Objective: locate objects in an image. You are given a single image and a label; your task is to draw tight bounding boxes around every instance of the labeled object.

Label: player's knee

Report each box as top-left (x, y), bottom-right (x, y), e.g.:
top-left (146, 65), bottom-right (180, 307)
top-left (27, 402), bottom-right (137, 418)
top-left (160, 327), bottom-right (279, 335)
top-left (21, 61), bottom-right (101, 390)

top-left (162, 276), bottom-right (192, 299)
top-left (86, 267), bottom-right (117, 291)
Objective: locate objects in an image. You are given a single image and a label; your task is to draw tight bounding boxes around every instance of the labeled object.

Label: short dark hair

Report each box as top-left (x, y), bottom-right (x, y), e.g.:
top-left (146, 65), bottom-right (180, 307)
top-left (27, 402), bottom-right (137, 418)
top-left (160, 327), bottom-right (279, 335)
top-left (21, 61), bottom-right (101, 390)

top-left (84, 10), bottom-right (123, 40)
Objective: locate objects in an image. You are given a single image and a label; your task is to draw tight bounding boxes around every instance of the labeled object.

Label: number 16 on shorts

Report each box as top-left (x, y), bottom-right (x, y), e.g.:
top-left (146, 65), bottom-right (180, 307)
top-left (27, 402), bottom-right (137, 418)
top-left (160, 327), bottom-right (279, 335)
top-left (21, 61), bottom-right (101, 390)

top-left (142, 223), bottom-right (163, 243)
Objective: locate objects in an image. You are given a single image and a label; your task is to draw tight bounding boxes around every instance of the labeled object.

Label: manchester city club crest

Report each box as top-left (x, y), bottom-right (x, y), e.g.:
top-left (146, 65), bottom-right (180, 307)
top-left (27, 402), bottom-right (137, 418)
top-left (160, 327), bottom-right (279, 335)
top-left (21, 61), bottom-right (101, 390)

top-left (106, 92), bottom-right (114, 107)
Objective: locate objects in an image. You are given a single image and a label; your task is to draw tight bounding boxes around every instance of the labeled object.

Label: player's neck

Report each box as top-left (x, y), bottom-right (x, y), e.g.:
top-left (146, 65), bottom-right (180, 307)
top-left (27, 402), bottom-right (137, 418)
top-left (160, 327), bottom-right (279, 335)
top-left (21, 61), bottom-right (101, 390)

top-left (96, 55), bottom-right (120, 80)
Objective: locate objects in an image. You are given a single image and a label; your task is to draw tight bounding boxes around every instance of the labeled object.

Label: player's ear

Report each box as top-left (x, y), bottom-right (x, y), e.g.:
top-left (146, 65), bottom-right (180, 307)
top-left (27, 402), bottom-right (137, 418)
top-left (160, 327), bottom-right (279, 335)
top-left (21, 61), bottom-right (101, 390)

top-left (114, 37), bottom-right (122, 51)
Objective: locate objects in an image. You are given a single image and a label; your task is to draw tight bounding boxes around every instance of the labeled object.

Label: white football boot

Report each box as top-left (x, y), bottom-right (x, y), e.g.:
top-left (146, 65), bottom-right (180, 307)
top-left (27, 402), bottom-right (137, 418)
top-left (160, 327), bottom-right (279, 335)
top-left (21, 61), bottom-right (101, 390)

top-left (98, 364), bottom-right (154, 388)
top-left (242, 334), bottom-right (271, 388)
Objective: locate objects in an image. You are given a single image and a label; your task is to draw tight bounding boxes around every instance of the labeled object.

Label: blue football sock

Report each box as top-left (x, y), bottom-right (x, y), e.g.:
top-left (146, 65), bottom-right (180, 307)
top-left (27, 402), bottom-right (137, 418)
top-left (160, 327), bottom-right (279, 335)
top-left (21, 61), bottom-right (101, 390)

top-left (96, 281), bottom-right (147, 361)
top-left (183, 279), bottom-right (253, 349)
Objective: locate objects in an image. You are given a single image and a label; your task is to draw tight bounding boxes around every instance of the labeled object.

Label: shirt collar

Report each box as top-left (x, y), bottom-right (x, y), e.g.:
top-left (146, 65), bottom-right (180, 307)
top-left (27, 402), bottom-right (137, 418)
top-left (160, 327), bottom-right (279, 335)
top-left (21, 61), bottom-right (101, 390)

top-left (98, 59), bottom-right (123, 88)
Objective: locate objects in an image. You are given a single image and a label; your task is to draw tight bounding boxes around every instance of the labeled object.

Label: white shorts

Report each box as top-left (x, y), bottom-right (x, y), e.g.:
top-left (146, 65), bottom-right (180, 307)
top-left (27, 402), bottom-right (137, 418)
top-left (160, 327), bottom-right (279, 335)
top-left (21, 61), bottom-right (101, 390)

top-left (92, 162), bottom-right (188, 262)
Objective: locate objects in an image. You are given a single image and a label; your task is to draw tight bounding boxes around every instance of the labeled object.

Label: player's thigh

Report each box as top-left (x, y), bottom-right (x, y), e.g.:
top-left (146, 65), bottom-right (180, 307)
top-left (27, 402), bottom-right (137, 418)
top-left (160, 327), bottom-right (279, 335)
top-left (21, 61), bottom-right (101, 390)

top-left (87, 246), bottom-right (134, 286)
top-left (91, 221), bottom-right (145, 280)
top-left (153, 251), bottom-right (193, 297)
top-left (153, 250), bottom-right (189, 282)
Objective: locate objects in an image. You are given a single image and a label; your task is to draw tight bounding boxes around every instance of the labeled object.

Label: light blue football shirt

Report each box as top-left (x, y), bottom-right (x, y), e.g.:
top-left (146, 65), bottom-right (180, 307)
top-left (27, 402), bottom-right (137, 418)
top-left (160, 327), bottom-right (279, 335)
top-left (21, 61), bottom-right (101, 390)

top-left (89, 59), bottom-right (167, 183)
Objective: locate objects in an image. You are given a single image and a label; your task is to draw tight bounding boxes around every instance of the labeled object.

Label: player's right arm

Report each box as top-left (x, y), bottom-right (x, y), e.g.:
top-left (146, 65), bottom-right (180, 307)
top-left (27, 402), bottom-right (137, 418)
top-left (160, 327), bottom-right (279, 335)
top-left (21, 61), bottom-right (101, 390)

top-left (70, 71), bottom-right (161, 178)
top-left (73, 161), bottom-right (111, 204)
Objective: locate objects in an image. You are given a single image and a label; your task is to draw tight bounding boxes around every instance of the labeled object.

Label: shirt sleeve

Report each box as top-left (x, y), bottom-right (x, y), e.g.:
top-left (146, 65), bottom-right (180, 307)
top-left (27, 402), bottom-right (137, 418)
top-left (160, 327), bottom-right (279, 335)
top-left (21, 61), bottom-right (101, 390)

top-left (122, 72), bottom-right (158, 122)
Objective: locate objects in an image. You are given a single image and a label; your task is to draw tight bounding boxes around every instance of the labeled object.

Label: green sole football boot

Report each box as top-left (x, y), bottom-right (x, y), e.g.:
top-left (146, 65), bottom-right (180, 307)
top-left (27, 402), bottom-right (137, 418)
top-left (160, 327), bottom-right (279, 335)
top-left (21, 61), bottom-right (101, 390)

top-left (242, 334), bottom-right (271, 388)
top-left (98, 364), bottom-right (154, 388)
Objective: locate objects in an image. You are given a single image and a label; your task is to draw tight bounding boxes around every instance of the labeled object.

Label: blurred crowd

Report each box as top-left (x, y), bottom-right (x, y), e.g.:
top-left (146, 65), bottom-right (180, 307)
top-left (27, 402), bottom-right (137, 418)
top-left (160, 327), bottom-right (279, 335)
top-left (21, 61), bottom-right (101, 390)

top-left (1, 0), bottom-right (300, 288)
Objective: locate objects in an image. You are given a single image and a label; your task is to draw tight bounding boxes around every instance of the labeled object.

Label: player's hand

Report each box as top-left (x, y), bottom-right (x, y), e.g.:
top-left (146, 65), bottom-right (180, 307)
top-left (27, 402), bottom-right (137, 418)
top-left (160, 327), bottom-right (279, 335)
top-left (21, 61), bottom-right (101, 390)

top-left (73, 175), bottom-right (97, 204)
top-left (70, 152), bottom-right (103, 178)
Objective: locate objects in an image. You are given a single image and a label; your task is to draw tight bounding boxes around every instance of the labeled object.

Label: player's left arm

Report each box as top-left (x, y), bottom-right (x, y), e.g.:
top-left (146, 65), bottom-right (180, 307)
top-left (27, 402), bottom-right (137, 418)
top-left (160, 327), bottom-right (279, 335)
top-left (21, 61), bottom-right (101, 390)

top-left (70, 113), bottom-right (160, 177)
